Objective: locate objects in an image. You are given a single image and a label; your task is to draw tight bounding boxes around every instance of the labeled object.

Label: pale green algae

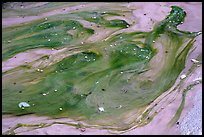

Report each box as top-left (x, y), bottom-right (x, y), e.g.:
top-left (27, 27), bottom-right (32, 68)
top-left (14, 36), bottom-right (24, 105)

top-left (2, 5), bottom-right (201, 131)
top-left (2, 2), bottom-right (81, 18)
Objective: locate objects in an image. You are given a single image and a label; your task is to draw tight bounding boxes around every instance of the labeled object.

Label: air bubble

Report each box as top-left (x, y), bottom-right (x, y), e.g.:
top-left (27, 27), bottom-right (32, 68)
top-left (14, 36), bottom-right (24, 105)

top-left (146, 56), bottom-right (150, 59)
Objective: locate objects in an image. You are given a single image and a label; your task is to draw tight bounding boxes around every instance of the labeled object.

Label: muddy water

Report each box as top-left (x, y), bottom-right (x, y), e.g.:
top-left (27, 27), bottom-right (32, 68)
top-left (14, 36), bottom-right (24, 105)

top-left (2, 2), bottom-right (202, 135)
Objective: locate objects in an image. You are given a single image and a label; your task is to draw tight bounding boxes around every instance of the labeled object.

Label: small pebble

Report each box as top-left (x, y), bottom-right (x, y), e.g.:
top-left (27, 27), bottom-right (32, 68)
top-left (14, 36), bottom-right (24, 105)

top-left (193, 77), bottom-right (202, 82)
top-left (186, 131), bottom-right (191, 135)
top-left (180, 74), bottom-right (186, 80)
top-left (80, 128), bottom-right (86, 132)
top-left (18, 102), bottom-right (30, 109)
top-left (98, 107), bottom-right (104, 112)
top-left (191, 59), bottom-right (199, 63)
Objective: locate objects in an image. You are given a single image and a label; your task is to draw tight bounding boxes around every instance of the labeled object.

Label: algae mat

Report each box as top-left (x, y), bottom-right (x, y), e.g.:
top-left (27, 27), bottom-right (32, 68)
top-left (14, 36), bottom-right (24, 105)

top-left (2, 2), bottom-right (202, 134)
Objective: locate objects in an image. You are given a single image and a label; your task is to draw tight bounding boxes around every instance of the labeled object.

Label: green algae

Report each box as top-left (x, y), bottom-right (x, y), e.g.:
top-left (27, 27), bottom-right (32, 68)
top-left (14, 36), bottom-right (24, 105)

top-left (2, 19), bottom-right (94, 61)
top-left (72, 11), bottom-right (130, 28)
top-left (2, 2), bottom-right (81, 18)
top-left (2, 5), bottom-right (201, 130)
top-left (167, 53), bottom-right (202, 127)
